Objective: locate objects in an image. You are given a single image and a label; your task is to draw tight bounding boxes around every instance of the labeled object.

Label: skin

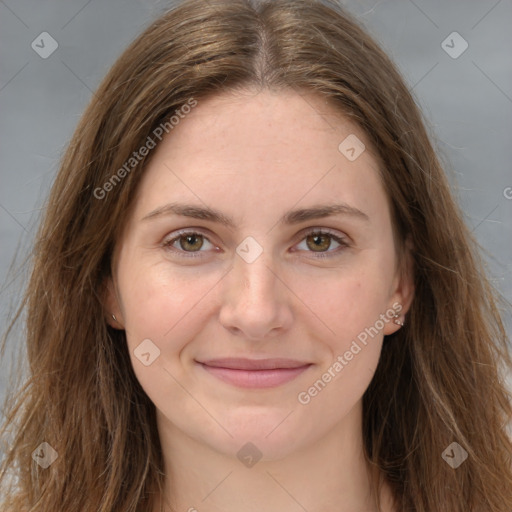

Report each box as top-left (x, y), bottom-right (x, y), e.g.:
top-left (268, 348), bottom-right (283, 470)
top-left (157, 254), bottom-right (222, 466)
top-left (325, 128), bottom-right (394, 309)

top-left (105, 88), bottom-right (414, 512)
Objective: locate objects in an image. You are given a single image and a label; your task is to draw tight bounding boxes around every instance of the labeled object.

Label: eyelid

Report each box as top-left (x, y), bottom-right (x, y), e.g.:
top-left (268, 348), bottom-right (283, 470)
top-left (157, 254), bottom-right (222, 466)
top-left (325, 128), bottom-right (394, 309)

top-left (161, 226), bottom-right (349, 259)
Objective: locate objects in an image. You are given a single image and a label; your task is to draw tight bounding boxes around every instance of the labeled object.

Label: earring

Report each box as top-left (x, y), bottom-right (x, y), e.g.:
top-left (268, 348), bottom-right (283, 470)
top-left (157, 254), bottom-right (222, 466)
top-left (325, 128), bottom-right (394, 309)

top-left (112, 314), bottom-right (117, 322)
top-left (393, 312), bottom-right (404, 326)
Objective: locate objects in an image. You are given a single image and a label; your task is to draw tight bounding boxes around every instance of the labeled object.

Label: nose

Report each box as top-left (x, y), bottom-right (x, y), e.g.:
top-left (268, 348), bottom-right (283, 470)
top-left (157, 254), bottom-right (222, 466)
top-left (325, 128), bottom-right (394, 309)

top-left (218, 246), bottom-right (293, 340)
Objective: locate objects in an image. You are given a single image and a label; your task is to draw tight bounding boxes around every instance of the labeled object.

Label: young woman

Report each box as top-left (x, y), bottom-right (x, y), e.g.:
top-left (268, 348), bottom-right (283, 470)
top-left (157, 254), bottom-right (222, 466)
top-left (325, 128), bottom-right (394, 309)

top-left (1, 0), bottom-right (511, 510)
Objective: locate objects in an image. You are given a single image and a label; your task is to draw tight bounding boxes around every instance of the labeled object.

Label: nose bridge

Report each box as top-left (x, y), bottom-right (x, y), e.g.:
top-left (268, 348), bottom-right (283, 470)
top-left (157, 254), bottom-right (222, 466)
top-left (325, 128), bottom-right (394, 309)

top-left (232, 238), bottom-right (277, 302)
top-left (218, 235), bottom-right (291, 338)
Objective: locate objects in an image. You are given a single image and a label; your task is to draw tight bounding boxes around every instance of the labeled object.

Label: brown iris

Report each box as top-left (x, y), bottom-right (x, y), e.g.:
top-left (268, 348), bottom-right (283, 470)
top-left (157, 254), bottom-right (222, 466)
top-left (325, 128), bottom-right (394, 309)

top-left (179, 234), bottom-right (204, 252)
top-left (305, 233), bottom-right (331, 252)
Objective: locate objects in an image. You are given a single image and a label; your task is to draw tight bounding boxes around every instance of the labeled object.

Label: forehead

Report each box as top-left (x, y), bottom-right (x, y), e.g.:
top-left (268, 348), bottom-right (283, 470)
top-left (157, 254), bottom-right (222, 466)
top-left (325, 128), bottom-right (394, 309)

top-left (129, 88), bottom-right (388, 228)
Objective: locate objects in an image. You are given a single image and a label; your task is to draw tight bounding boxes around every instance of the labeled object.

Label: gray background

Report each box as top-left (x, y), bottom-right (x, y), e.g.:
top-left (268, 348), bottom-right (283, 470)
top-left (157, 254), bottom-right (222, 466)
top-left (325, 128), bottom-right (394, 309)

top-left (1, 0), bottom-right (511, 408)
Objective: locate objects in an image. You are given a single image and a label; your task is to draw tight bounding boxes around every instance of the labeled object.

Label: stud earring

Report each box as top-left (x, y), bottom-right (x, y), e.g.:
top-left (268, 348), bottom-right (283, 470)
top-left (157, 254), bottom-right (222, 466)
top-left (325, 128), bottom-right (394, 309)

top-left (112, 314), bottom-right (117, 322)
top-left (393, 312), bottom-right (404, 326)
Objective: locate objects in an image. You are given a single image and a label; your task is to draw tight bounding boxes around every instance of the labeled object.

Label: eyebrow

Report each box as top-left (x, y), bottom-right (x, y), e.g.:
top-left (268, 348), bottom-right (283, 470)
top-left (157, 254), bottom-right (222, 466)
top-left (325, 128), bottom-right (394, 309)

top-left (141, 201), bottom-right (369, 228)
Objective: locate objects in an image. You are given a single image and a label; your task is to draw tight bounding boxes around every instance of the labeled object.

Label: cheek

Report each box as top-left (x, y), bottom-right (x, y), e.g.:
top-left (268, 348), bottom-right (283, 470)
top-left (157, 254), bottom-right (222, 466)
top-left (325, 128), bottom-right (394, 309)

top-left (118, 262), bottom-right (222, 358)
top-left (295, 273), bottom-right (387, 420)
top-left (117, 262), bottom-right (227, 406)
top-left (292, 264), bottom-right (391, 405)
top-left (295, 266), bottom-right (390, 347)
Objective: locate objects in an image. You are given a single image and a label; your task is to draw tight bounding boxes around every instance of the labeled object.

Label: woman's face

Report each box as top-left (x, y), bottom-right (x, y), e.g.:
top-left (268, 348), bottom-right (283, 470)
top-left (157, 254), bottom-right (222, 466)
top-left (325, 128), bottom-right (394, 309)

top-left (106, 88), bottom-right (413, 460)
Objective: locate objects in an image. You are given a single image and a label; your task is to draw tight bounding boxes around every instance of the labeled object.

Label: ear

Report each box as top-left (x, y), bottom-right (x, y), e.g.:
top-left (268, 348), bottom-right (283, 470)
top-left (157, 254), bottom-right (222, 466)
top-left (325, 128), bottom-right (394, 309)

top-left (102, 276), bottom-right (125, 330)
top-left (383, 236), bottom-right (415, 336)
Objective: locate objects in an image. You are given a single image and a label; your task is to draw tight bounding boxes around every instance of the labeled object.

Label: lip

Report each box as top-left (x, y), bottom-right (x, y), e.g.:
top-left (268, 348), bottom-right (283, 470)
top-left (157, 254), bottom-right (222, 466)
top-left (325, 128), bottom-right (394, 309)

top-left (196, 358), bottom-right (313, 389)
top-left (199, 357), bottom-right (310, 370)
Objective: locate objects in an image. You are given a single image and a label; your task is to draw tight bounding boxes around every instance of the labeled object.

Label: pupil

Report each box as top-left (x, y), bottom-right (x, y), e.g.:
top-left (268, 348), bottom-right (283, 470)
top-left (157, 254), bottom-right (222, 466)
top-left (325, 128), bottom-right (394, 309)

top-left (183, 235), bottom-right (202, 251)
top-left (309, 234), bottom-right (330, 251)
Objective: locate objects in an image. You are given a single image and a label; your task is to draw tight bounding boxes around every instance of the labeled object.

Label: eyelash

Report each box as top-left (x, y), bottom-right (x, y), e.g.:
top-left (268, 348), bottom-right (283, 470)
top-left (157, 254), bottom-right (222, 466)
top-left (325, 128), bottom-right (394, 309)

top-left (161, 228), bottom-right (349, 259)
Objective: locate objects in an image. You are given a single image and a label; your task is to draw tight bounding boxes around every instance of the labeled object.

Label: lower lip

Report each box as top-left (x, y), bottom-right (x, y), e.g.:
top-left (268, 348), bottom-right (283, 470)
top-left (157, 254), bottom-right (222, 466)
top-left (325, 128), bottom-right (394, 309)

top-left (197, 362), bottom-right (312, 388)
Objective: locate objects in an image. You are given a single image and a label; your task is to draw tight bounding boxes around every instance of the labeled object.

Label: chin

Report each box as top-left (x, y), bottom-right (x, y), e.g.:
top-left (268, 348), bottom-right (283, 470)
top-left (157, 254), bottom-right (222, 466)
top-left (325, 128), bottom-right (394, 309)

top-left (208, 414), bottom-right (310, 462)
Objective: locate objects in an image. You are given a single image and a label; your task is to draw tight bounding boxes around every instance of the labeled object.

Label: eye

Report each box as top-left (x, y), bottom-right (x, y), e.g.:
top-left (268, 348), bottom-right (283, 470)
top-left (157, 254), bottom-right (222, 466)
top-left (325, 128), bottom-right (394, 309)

top-left (161, 228), bottom-right (349, 259)
top-left (294, 229), bottom-right (349, 258)
top-left (162, 230), bottom-right (215, 258)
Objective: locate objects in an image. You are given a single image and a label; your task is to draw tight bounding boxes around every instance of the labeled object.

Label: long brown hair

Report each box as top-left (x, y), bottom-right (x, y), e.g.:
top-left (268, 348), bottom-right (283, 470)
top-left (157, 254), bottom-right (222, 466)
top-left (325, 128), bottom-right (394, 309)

top-left (1, 0), bottom-right (511, 510)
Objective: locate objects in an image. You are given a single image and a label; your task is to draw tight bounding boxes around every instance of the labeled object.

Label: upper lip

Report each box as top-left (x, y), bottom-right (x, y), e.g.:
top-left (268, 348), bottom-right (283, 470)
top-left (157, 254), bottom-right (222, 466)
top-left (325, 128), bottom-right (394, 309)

top-left (198, 358), bottom-right (311, 370)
